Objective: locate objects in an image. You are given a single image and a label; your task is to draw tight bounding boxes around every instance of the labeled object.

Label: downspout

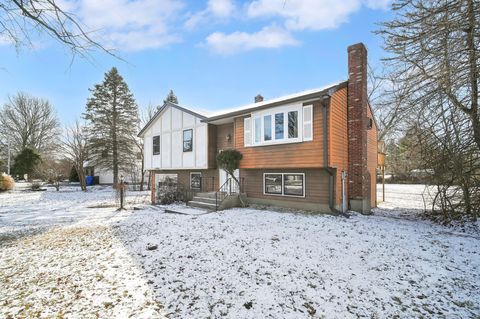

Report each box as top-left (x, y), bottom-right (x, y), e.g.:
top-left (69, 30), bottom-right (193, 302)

top-left (322, 94), bottom-right (349, 218)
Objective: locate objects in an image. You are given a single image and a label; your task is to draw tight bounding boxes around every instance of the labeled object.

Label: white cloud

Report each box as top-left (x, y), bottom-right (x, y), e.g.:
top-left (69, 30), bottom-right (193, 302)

top-left (247, 0), bottom-right (377, 31)
top-left (204, 24), bottom-right (298, 54)
top-left (363, 0), bottom-right (391, 10)
top-left (72, 0), bottom-right (185, 51)
top-left (208, 0), bottom-right (235, 17)
top-left (185, 0), bottom-right (236, 30)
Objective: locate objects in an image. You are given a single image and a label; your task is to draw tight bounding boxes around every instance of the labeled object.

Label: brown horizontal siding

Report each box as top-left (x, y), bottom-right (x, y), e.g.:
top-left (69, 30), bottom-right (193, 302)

top-left (234, 101), bottom-right (325, 169)
top-left (328, 87), bottom-right (349, 206)
top-left (367, 105), bottom-right (378, 207)
top-left (207, 124), bottom-right (217, 169)
top-left (240, 168), bottom-right (329, 204)
top-left (216, 123), bottom-right (234, 152)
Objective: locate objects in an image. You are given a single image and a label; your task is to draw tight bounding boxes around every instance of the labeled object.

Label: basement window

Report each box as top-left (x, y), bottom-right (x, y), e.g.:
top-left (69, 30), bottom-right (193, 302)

top-left (190, 172), bottom-right (201, 190)
top-left (264, 174), bottom-right (282, 195)
top-left (264, 173), bottom-right (305, 197)
top-left (284, 174), bottom-right (304, 197)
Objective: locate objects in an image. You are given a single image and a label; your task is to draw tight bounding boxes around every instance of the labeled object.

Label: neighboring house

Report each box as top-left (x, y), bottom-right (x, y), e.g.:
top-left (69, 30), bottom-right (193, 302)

top-left (84, 160), bottom-right (142, 185)
top-left (138, 43), bottom-right (378, 213)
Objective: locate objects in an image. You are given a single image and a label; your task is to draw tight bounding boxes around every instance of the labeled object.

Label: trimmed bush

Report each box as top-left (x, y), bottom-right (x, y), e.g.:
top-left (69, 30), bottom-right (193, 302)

top-left (0, 173), bottom-right (15, 191)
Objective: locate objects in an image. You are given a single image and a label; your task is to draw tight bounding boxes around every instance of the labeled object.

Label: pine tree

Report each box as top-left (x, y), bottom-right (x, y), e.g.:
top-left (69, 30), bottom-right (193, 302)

top-left (163, 89), bottom-right (179, 105)
top-left (84, 67), bottom-right (139, 185)
top-left (12, 147), bottom-right (41, 178)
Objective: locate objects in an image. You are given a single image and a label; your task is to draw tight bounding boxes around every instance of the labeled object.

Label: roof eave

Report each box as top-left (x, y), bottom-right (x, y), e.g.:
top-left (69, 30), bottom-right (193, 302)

top-left (203, 81), bottom-right (348, 123)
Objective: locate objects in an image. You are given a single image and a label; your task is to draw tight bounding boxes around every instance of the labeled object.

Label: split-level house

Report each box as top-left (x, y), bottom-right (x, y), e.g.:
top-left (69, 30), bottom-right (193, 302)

top-left (138, 43), bottom-right (378, 213)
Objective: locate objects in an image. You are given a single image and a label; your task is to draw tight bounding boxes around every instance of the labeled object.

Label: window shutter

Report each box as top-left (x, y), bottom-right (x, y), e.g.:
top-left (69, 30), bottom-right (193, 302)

top-left (303, 105), bottom-right (313, 141)
top-left (244, 117), bottom-right (252, 146)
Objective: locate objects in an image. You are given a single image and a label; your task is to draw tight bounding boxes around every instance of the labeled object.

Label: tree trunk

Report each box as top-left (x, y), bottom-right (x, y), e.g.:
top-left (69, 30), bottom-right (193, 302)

top-left (112, 91), bottom-right (118, 185)
top-left (466, 0), bottom-right (479, 151)
top-left (77, 164), bottom-right (87, 191)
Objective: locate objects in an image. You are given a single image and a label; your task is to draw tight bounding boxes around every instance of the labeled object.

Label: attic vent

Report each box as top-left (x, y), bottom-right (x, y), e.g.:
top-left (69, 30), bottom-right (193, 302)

top-left (255, 94), bottom-right (264, 103)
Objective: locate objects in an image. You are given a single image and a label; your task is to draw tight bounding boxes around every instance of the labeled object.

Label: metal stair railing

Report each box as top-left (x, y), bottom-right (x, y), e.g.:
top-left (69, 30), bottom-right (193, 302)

top-left (214, 177), bottom-right (244, 211)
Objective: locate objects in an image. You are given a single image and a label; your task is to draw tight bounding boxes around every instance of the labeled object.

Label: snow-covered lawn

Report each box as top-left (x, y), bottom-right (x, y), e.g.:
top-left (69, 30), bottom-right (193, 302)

top-left (1, 184), bottom-right (479, 318)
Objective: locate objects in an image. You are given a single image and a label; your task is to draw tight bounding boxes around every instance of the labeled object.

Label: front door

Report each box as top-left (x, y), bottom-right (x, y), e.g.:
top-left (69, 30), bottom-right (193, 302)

top-left (218, 169), bottom-right (239, 192)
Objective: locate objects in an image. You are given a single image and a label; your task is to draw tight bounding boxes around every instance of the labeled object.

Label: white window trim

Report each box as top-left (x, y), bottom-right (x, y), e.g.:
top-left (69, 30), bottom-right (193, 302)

top-left (263, 173), bottom-right (306, 198)
top-left (190, 172), bottom-right (202, 190)
top-left (248, 103), bottom-right (304, 147)
top-left (183, 128), bottom-right (193, 152)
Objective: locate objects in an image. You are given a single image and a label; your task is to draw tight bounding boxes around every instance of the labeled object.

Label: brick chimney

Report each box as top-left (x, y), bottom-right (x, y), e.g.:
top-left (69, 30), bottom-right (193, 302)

top-left (347, 43), bottom-right (371, 213)
top-left (254, 94), bottom-right (264, 103)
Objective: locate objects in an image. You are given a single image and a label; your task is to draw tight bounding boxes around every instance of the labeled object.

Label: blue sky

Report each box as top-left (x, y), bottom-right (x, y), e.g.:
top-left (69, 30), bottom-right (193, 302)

top-left (0, 0), bottom-right (393, 125)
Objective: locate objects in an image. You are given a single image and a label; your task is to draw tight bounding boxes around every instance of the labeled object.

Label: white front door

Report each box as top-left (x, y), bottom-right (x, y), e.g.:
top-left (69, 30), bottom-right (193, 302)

top-left (219, 169), bottom-right (239, 192)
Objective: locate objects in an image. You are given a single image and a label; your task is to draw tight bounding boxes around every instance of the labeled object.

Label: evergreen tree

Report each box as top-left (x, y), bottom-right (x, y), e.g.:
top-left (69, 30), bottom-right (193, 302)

top-left (163, 90), bottom-right (178, 105)
top-left (69, 166), bottom-right (79, 182)
top-left (12, 147), bottom-right (41, 178)
top-left (84, 67), bottom-right (139, 185)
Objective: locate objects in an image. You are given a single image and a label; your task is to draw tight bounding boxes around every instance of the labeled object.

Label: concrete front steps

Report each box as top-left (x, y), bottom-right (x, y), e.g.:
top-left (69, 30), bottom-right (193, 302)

top-left (187, 191), bottom-right (246, 211)
top-left (187, 192), bottom-right (218, 210)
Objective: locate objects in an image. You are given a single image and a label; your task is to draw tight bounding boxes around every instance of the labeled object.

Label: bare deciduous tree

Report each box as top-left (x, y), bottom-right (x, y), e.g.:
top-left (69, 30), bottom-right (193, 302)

top-left (134, 103), bottom-right (159, 191)
top-left (368, 64), bottom-right (411, 141)
top-left (63, 120), bottom-right (87, 191)
top-left (377, 0), bottom-right (480, 150)
top-left (376, 0), bottom-right (480, 221)
top-left (0, 92), bottom-right (60, 155)
top-left (0, 0), bottom-right (117, 59)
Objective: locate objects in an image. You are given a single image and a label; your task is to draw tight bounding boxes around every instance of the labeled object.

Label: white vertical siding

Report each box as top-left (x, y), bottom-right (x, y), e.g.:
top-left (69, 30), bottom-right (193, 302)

top-left (195, 125), bottom-right (207, 168)
top-left (161, 132), bottom-right (171, 168)
top-left (143, 105), bottom-right (209, 170)
top-left (172, 130), bottom-right (183, 168)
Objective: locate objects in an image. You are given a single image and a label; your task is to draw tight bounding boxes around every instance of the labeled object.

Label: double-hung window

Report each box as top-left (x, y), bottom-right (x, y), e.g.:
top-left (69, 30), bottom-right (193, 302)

top-left (288, 111), bottom-right (298, 138)
top-left (183, 129), bottom-right (193, 152)
top-left (152, 135), bottom-right (160, 155)
top-left (275, 113), bottom-right (284, 139)
top-left (264, 115), bottom-right (272, 141)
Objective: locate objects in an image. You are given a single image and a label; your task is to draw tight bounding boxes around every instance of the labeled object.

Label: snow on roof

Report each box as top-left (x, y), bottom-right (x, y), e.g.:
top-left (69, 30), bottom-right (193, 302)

top-left (206, 80), bottom-right (347, 120)
top-left (168, 102), bottom-right (213, 118)
top-left (138, 81), bottom-right (346, 136)
top-left (138, 101), bottom-right (212, 137)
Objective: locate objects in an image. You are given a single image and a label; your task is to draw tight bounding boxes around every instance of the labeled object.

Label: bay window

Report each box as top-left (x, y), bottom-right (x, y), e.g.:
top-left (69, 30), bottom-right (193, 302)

top-left (275, 113), bottom-right (284, 139)
top-left (254, 117), bottom-right (261, 143)
top-left (264, 115), bottom-right (272, 141)
top-left (247, 103), bottom-right (311, 147)
top-left (288, 111), bottom-right (298, 138)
